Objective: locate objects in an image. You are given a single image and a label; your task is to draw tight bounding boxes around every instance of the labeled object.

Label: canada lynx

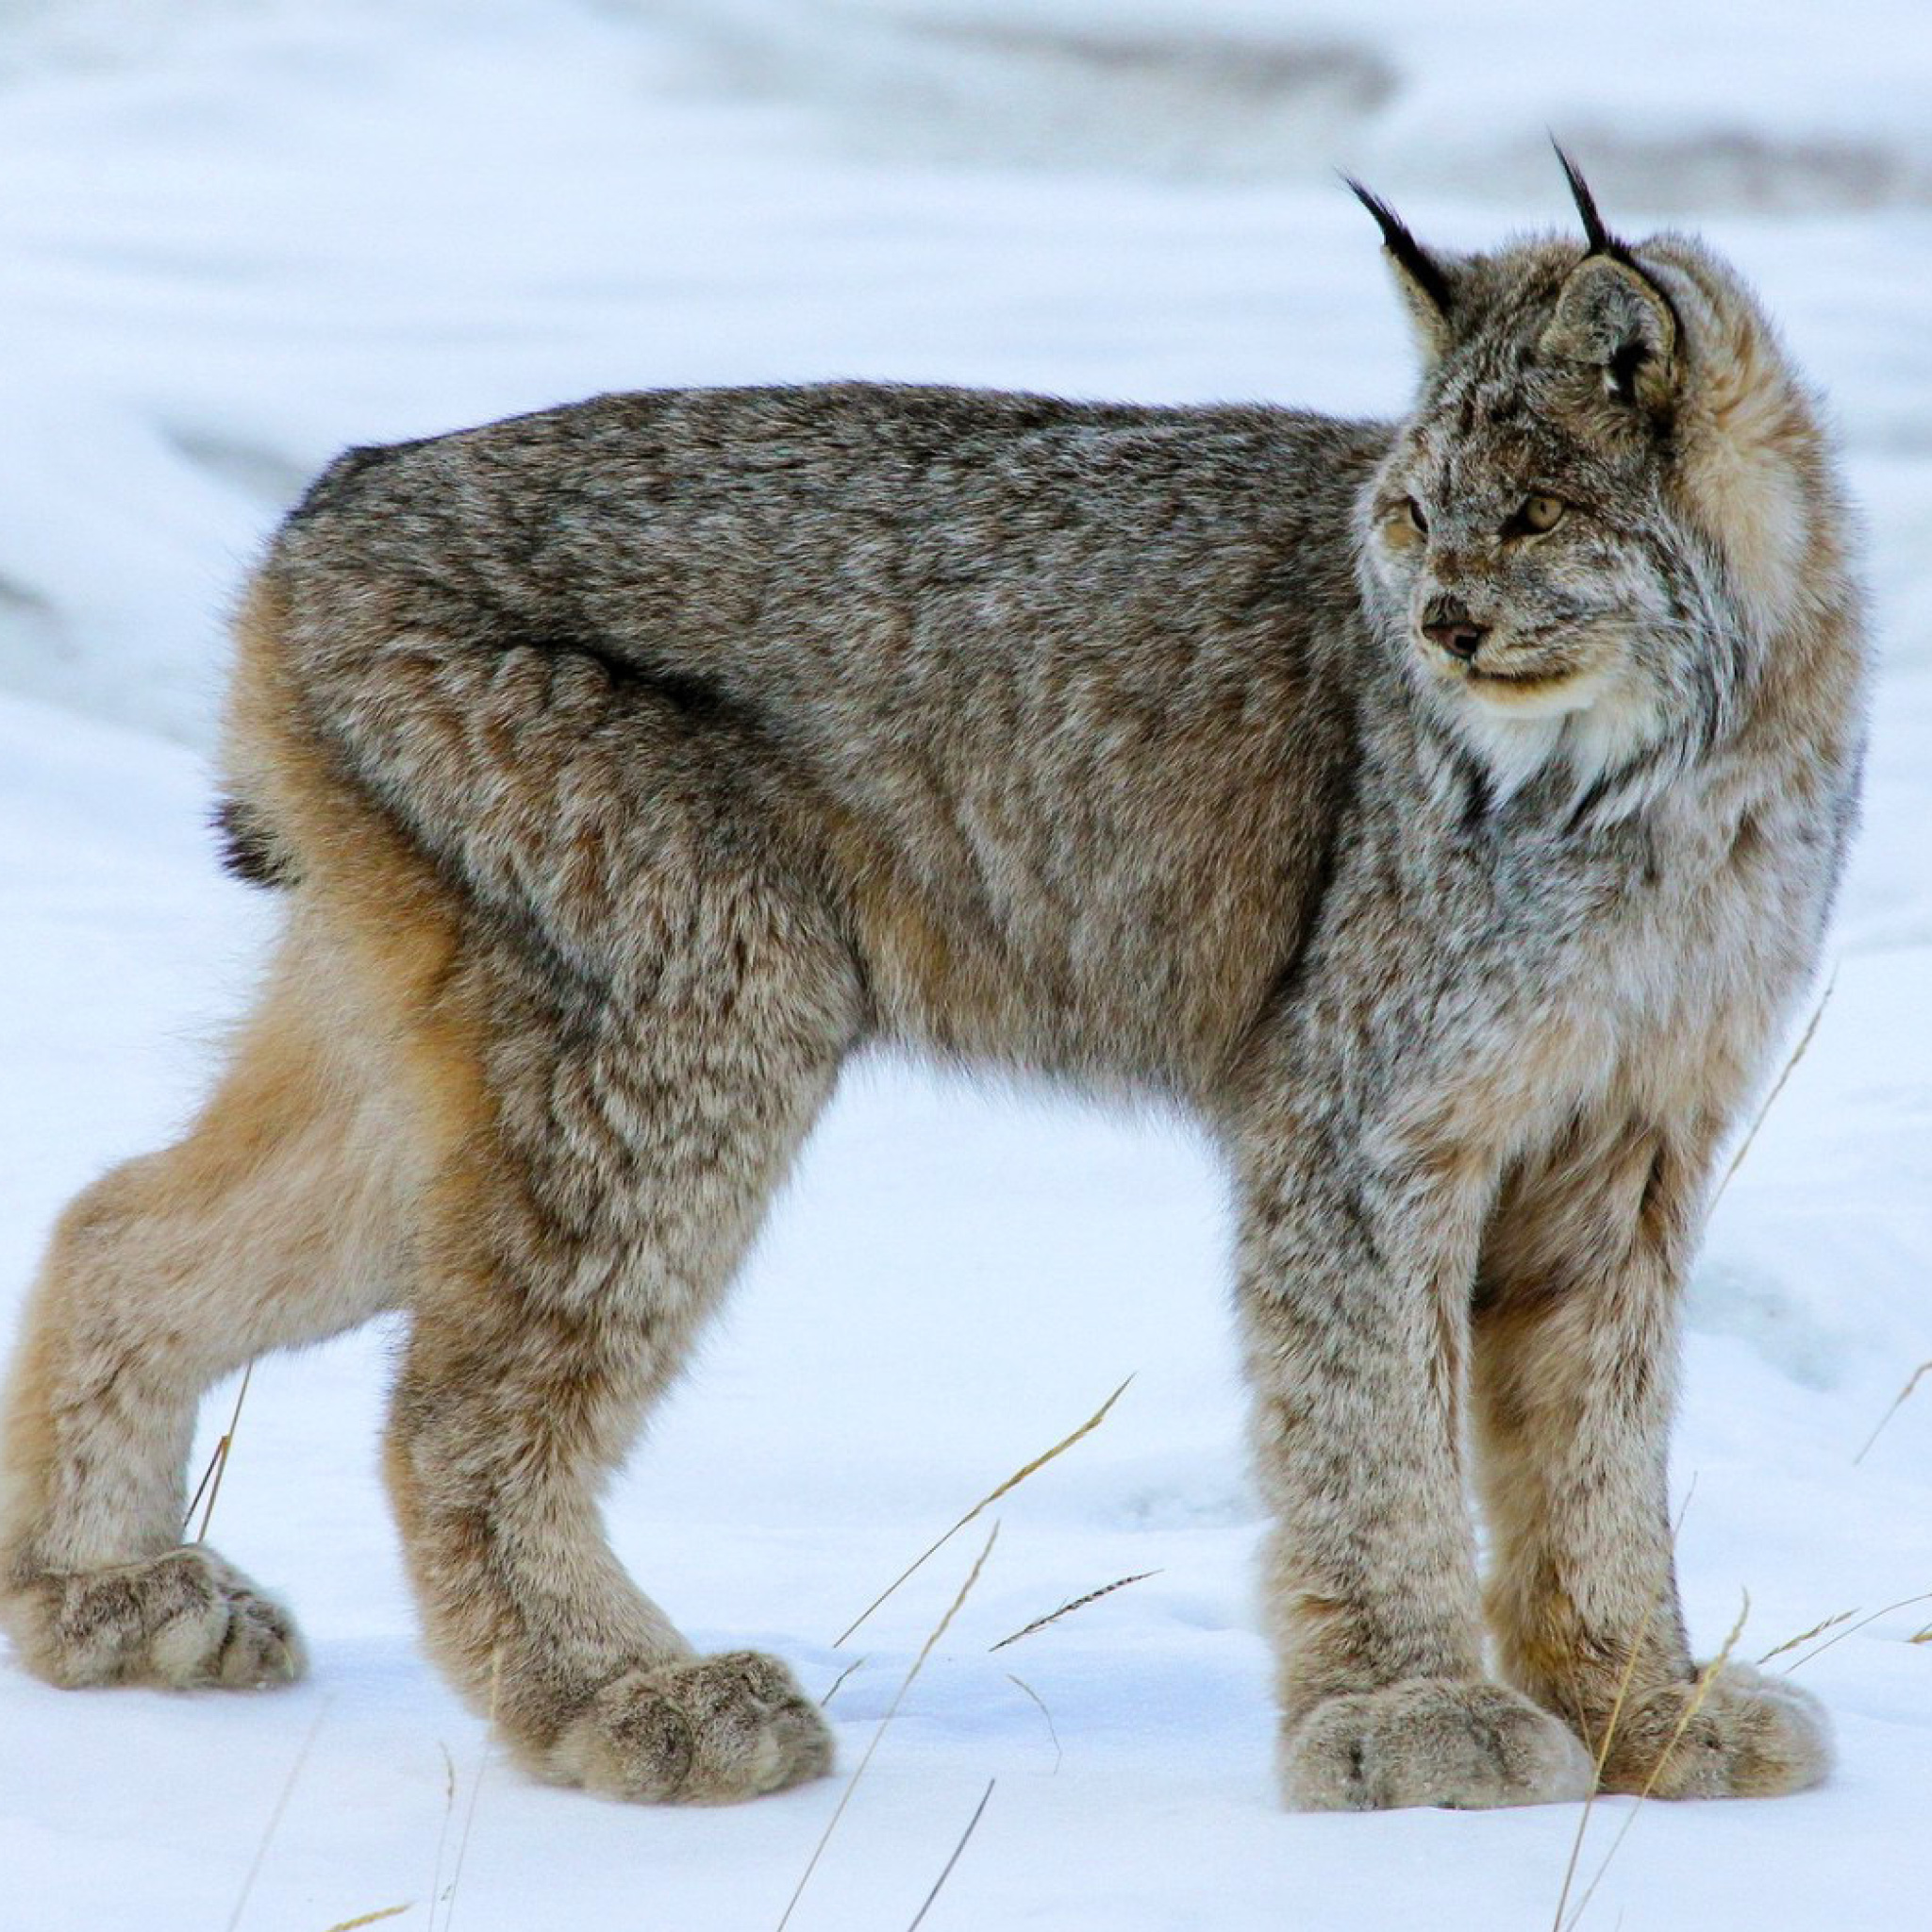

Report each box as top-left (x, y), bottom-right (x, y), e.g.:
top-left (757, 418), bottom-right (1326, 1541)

top-left (1, 157), bottom-right (1864, 1810)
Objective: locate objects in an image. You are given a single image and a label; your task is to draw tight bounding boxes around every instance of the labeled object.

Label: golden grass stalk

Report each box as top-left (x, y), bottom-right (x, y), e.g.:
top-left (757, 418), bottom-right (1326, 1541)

top-left (1547, 1480), bottom-right (1705, 1932)
top-left (185, 1360), bottom-right (255, 1541)
top-left (1634, 1592), bottom-right (1750, 1802)
top-left (1756, 1607), bottom-right (1857, 1665)
top-left (780, 1524), bottom-right (1001, 1932)
top-left (819, 1656), bottom-right (867, 1707)
top-left (904, 1777), bottom-right (997, 1932)
top-left (321, 1907), bottom-right (411, 1931)
top-left (1779, 1590), bottom-right (1932, 1673)
top-left (1710, 974), bottom-right (1833, 1209)
top-left (425, 1742), bottom-right (458, 1931)
top-left (441, 1653), bottom-right (500, 1932)
top-left (1852, 1357), bottom-right (1932, 1466)
top-left (224, 1698), bottom-right (331, 1932)
top-left (988, 1570), bottom-right (1160, 1653)
top-left (1005, 1674), bottom-right (1063, 1774)
top-left (1558, 1591), bottom-right (1751, 1932)
top-left (1546, 1588), bottom-right (1666, 1932)
top-left (833, 1378), bottom-right (1130, 1648)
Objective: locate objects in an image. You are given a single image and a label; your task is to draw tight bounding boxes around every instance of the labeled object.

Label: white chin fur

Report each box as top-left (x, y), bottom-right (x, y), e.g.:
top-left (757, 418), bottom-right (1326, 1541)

top-left (1444, 670), bottom-right (1664, 811)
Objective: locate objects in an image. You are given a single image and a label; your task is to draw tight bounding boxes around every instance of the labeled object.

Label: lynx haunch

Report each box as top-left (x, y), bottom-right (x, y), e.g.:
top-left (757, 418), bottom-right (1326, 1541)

top-left (0, 156), bottom-right (1864, 1810)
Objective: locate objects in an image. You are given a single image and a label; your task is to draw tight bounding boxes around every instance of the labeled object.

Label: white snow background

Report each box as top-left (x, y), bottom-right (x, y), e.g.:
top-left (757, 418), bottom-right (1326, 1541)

top-left (1, 2), bottom-right (1928, 1927)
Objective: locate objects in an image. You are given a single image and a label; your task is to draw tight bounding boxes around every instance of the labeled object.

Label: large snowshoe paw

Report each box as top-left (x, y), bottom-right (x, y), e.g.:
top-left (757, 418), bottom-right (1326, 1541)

top-left (1283, 1676), bottom-right (1595, 1811)
top-left (1593, 1661), bottom-right (1831, 1799)
top-left (4, 1544), bottom-right (305, 1690)
top-left (541, 1650), bottom-right (834, 1804)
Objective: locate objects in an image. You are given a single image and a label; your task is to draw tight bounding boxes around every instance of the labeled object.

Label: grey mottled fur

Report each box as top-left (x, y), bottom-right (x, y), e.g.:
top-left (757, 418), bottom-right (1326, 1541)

top-left (1, 168), bottom-right (1865, 1809)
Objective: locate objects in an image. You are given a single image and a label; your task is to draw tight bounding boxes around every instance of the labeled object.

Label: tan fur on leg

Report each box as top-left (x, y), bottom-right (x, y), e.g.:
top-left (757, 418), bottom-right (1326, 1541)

top-left (0, 901), bottom-right (412, 1686)
top-left (1474, 1113), bottom-right (1832, 1798)
top-left (227, 575), bottom-right (862, 1797)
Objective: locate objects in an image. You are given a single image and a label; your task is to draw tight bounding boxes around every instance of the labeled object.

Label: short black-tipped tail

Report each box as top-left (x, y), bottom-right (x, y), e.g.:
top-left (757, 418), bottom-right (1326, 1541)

top-left (212, 794), bottom-right (296, 889)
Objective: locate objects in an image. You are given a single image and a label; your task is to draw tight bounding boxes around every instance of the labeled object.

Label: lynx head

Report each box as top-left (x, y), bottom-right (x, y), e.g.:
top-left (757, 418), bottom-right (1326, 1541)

top-left (1349, 151), bottom-right (1840, 819)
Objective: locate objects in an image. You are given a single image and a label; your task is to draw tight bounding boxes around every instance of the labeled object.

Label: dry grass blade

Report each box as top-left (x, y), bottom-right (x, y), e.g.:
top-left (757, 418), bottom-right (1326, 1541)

top-left (181, 1441), bottom-right (220, 1538)
top-left (1006, 1674), bottom-right (1063, 1773)
top-left (833, 1377), bottom-right (1130, 1648)
top-left (1852, 1357), bottom-right (1932, 1466)
top-left (322, 1907), bottom-right (412, 1931)
top-left (1636, 1592), bottom-right (1750, 1802)
top-left (819, 1656), bottom-right (867, 1707)
top-left (1547, 1482), bottom-right (1701, 1932)
top-left (1780, 1590), bottom-right (1932, 1673)
top-left (225, 1698), bottom-right (330, 1932)
top-left (988, 1570), bottom-right (1159, 1653)
top-left (780, 1524), bottom-right (1001, 1932)
top-left (186, 1359), bottom-right (255, 1541)
top-left (441, 1655), bottom-right (500, 1932)
top-left (1559, 1591), bottom-right (1751, 1932)
top-left (1546, 1589), bottom-right (1664, 1932)
top-left (425, 1741), bottom-right (458, 1931)
top-left (1673, 1472), bottom-right (1697, 1537)
top-left (1711, 974), bottom-right (1833, 1208)
top-left (1756, 1607), bottom-right (1857, 1665)
top-left (905, 1778), bottom-right (997, 1932)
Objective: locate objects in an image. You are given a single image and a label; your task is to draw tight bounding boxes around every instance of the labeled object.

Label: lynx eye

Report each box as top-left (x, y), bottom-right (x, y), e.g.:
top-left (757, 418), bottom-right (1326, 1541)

top-left (1507, 494), bottom-right (1566, 538)
top-left (1379, 495), bottom-right (1427, 548)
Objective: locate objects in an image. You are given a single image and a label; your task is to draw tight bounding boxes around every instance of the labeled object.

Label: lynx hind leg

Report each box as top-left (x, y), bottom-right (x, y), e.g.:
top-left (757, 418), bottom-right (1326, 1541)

top-left (373, 853), bottom-right (862, 1804)
top-left (0, 903), bottom-right (412, 1690)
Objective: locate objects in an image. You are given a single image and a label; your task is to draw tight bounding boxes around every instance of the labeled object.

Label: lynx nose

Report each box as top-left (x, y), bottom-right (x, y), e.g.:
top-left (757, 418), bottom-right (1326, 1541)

top-left (1421, 603), bottom-right (1489, 663)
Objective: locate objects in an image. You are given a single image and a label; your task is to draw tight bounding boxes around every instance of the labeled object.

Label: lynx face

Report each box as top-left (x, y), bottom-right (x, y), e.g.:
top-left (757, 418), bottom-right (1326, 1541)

top-left (1362, 368), bottom-right (1690, 804)
top-left (1350, 186), bottom-right (1812, 817)
top-left (1367, 408), bottom-right (1669, 776)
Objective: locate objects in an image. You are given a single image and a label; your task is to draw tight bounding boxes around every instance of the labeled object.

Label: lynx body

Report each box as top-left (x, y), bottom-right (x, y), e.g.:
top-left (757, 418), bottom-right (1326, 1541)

top-left (0, 174), bottom-right (1865, 1809)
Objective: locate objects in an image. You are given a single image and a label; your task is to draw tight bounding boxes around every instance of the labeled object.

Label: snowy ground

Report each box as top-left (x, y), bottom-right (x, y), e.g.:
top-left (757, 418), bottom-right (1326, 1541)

top-left (1, 4), bottom-right (1929, 1929)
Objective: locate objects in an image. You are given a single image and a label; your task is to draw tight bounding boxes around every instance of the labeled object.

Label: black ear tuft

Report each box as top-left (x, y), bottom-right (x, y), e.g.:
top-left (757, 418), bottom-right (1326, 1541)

top-left (1552, 140), bottom-right (1625, 261)
top-left (1341, 174), bottom-right (1455, 322)
top-left (1549, 139), bottom-right (1684, 368)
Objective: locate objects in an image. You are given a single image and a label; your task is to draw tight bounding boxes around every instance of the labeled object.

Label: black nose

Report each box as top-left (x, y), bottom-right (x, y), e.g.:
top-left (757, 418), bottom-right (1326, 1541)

top-left (1422, 606), bottom-right (1489, 662)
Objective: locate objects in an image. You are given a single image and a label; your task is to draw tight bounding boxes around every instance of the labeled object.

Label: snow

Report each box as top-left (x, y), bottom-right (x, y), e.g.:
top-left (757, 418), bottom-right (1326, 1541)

top-left (1, 4), bottom-right (1928, 1928)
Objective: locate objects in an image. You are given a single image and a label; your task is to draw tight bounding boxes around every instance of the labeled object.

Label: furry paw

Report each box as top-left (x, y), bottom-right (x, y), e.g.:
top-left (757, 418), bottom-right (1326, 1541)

top-left (1594, 1661), bottom-right (1831, 1799)
top-left (543, 1650), bottom-right (834, 1804)
top-left (1282, 1677), bottom-right (1595, 1811)
top-left (6, 1545), bottom-right (306, 1690)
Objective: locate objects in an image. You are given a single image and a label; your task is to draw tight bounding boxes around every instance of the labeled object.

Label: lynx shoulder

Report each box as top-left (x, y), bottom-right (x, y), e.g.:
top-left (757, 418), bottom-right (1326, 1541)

top-left (1, 157), bottom-right (1864, 1811)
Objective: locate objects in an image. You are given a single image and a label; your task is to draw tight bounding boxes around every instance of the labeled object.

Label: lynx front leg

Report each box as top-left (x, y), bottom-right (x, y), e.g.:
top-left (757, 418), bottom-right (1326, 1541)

top-left (1473, 1119), bottom-right (1829, 1798)
top-left (1233, 1123), bottom-right (1593, 1812)
top-left (385, 894), bottom-right (860, 1805)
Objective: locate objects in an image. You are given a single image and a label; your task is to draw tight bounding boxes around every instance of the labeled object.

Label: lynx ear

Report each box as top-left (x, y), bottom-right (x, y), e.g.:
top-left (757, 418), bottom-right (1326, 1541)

top-left (1344, 176), bottom-right (1457, 366)
top-left (1541, 255), bottom-right (1680, 413)
top-left (1541, 147), bottom-right (1680, 412)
